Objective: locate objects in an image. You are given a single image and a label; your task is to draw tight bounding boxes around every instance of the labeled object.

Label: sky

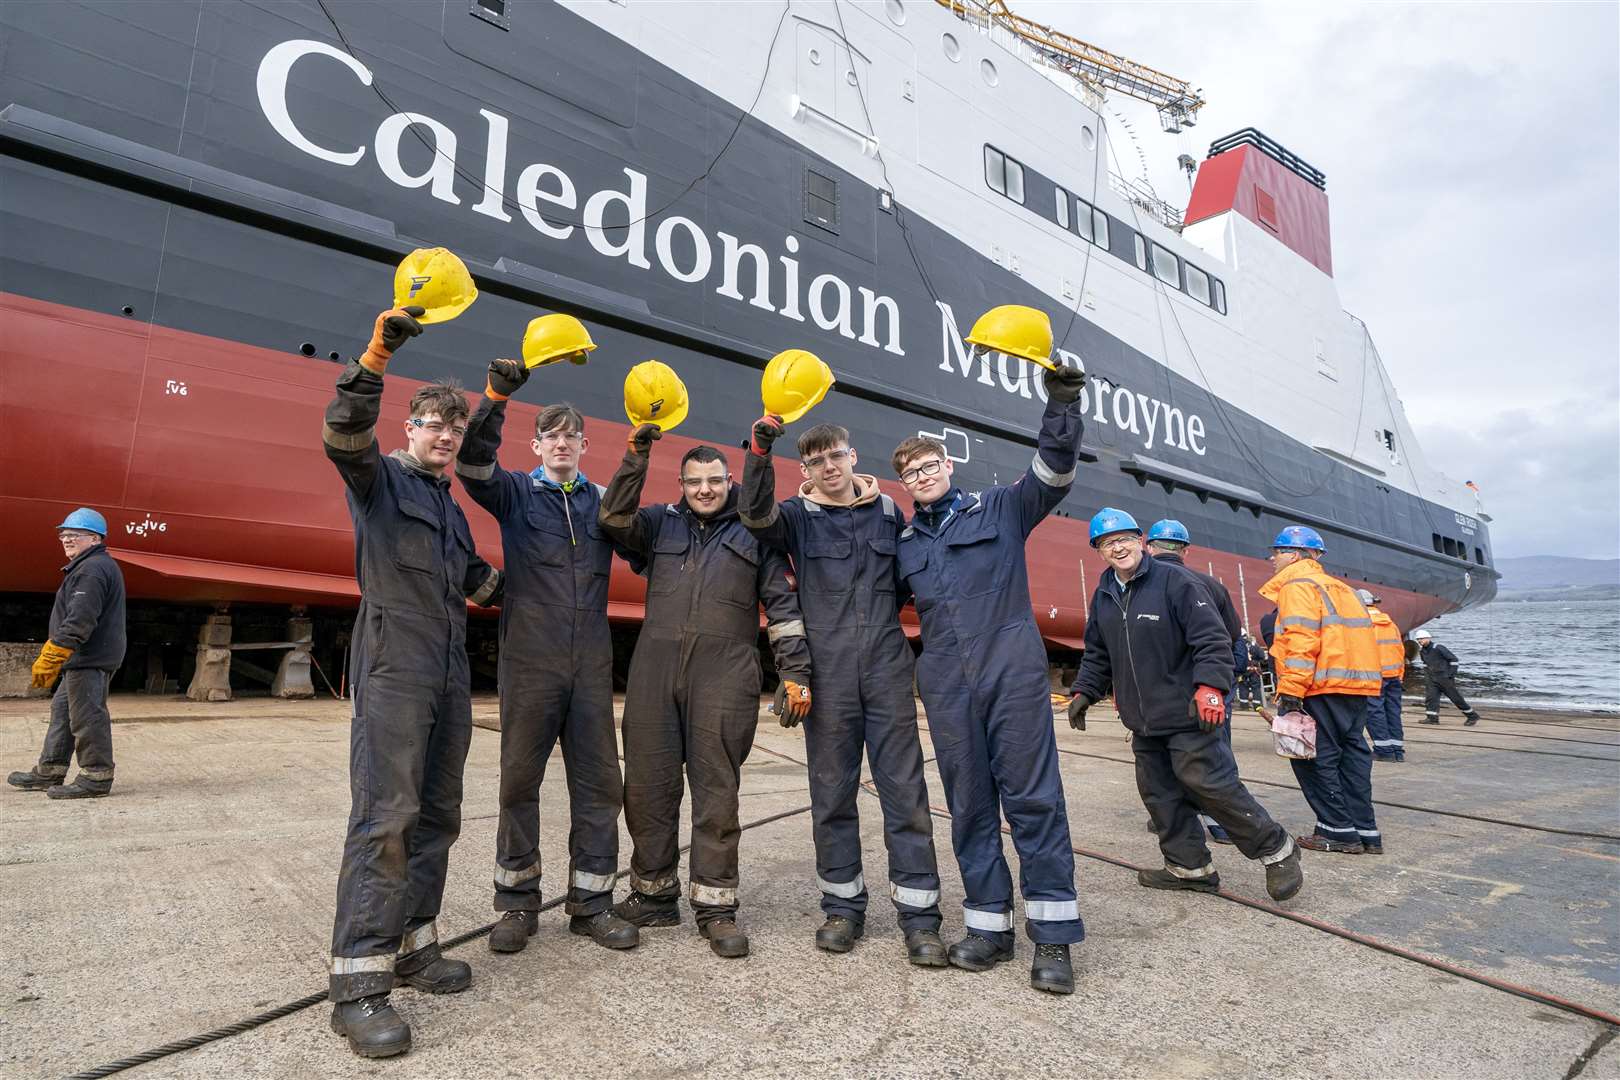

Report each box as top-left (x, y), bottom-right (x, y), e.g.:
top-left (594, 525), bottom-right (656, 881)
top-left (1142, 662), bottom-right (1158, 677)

top-left (1019, 1), bottom-right (1620, 560)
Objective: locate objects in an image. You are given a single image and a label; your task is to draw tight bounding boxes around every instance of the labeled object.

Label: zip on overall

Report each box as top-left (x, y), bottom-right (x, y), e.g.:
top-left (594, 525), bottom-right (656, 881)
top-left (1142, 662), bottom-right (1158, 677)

top-left (1100, 584), bottom-right (1146, 708)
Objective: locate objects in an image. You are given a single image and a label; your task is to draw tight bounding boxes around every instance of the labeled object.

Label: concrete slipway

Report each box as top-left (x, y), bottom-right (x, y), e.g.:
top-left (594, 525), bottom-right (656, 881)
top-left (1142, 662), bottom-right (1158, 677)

top-left (2, 695), bottom-right (1616, 1080)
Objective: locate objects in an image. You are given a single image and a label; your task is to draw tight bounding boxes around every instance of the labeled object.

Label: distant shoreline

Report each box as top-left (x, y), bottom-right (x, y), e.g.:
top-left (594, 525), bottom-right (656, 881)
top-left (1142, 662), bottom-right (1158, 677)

top-left (1492, 585), bottom-right (1620, 604)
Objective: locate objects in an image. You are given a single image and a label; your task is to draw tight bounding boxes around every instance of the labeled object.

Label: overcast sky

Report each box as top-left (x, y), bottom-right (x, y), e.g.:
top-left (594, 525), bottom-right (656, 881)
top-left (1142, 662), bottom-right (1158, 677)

top-left (1018, 1), bottom-right (1620, 560)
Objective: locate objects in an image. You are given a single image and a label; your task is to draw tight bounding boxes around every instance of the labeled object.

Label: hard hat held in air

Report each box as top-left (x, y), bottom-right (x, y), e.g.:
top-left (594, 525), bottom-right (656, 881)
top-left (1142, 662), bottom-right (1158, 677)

top-left (624, 360), bottom-right (690, 433)
top-left (761, 348), bottom-right (835, 424)
top-left (522, 314), bottom-right (597, 369)
top-left (56, 507), bottom-right (108, 537)
top-left (965, 304), bottom-right (1056, 371)
top-left (1272, 524), bottom-right (1326, 553)
top-left (392, 247), bottom-right (478, 324)
top-left (1147, 519), bottom-right (1191, 544)
top-left (1088, 507), bottom-right (1142, 547)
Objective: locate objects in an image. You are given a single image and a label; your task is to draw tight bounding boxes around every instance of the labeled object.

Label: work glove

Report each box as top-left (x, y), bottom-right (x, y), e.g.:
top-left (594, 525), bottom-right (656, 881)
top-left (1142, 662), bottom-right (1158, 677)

top-left (1276, 694), bottom-right (1305, 716)
top-left (1042, 364), bottom-right (1088, 404)
top-left (628, 422), bottom-right (663, 454)
top-left (1193, 684), bottom-right (1226, 732)
top-left (485, 358), bottom-right (529, 401)
top-left (30, 640), bottom-right (73, 690)
top-left (1067, 694), bottom-right (1092, 731)
top-left (773, 679), bottom-right (812, 728)
top-left (359, 305), bottom-right (426, 374)
top-left (751, 413), bottom-right (784, 457)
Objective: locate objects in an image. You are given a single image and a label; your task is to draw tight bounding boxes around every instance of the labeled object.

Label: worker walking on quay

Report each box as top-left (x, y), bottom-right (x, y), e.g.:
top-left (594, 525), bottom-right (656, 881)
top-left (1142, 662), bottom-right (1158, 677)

top-left (1145, 519), bottom-right (1246, 845)
top-left (455, 332), bottom-right (642, 956)
top-left (889, 341), bottom-right (1090, 995)
top-left (1071, 510), bottom-right (1303, 903)
top-left (6, 508), bottom-right (126, 800)
top-left (598, 425), bottom-right (813, 958)
top-left (1413, 629), bottom-right (1483, 725)
top-left (322, 306), bottom-right (504, 1059)
top-left (741, 400), bottom-right (944, 966)
top-left (1239, 633), bottom-right (1268, 709)
top-left (1359, 589), bottom-right (1408, 759)
top-left (1260, 526), bottom-right (1382, 855)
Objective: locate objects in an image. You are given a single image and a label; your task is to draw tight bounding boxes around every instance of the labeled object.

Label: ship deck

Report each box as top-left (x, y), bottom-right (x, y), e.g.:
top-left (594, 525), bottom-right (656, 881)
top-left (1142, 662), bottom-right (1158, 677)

top-left (2, 694), bottom-right (1616, 1079)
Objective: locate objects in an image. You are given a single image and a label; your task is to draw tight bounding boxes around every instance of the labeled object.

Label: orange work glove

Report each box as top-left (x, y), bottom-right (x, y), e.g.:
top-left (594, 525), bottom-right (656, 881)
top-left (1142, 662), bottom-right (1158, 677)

top-left (358, 305), bottom-right (425, 374)
top-left (751, 414), bottom-right (784, 457)
top-left (485, 358), bottom-right (529, 401)
top-left (774, 679), bottom-right (812, 727)
top-left (1193, 684), bottom-right (1225, 732)
top-left (30, 640), bottom-right (73, 690)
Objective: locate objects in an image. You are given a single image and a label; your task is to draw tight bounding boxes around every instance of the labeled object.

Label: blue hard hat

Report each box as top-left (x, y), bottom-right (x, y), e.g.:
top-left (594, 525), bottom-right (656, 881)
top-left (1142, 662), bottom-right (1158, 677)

top-left (1089, 507), bottom-right (1141, 546)
top-left (1272, 524), bottom-right (1325, 553)
top-left (1147, 519), bottom-right (1190, 544)
top-left (56, 508), bottom-right (108, 537)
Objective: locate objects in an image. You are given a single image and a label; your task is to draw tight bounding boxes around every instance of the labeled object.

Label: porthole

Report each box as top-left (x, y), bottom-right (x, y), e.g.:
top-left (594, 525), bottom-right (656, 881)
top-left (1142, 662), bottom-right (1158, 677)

top-left (1081, 125), bottom-right (1095, 150)
top-left (884, 0), bottom-right (906, 26)
top-left (809, 47), bottom-right (822, 65)
top-left (942, 32), bottom-right (961, 61)
top-left (980, 58), bottom-right (999, 86)
top-left (845, 69), bottom-right (858, 87)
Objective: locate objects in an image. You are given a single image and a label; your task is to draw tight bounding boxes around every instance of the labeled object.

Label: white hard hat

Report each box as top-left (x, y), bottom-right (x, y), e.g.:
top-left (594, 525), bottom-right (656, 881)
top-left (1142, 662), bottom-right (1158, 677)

top-left (1411, 629), bottom-right (1432, 641)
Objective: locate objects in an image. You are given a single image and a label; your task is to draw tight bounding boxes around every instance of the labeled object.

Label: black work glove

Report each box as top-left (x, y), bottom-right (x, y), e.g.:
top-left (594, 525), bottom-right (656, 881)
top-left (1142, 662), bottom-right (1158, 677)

top-left (1067, 695), bottom-right (1092, 731)
top-left (381, 305), bottom-right (426, 352)
top-left (628, 422), bottom-right (662, 454)
top-left (1042, 364), bottom-right (1088, 404)
top-left (751, 413), bottom-right (784, 457)
top-left (773, 680), bottom-right (811, 728)
top-left (1276, 694), bottom-right (1305, 715)
top-left (486, 358), bottom-right (530, 400)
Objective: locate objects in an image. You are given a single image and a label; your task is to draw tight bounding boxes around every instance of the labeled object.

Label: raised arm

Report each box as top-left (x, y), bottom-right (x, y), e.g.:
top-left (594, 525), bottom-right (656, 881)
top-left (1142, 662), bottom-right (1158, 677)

top-left (597, 424), bottom-right (663, 558)
top-left (322, 306), bottom-right (424, 505)
top-left (1011, 366), bottom-right (1088, 536)
top-left (739, 413), bottom-right (799, 551)
top-left (455, 358), bottom-right (531, 521)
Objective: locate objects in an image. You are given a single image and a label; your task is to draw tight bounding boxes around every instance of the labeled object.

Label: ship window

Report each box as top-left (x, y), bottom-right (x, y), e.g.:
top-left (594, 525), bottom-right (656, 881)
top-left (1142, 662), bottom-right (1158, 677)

top-left (1432, 533), bottom-right (1444, 554)
top-left (1381, 428), bottom-right (1396, 453)
top-left (803, 168), bottom-right (839, 233)
top-left (1076, 198), bottom-right (1094, 242)
top-left (983, 145), bottom-right (1025, 204)
top-left (1151, 242), bottom-right (1179, 287)
top-left (1475, 547), bottom-right (1485, 565)
top-left (1213, 278), bottom-right (1226, 314)
top-left (1255, 185), bottom-right (1279, 232)
top-left (469, 0), bottom-right (510, 29)
top-left (1185, 263), bottom-right (1211, 305)
top-left (1093, 207), bottom-right (1109, 248)
top-left (1054, 187), bottom-right (1070, 229)
top-left (1133, 233), bottom-right (1148, 271)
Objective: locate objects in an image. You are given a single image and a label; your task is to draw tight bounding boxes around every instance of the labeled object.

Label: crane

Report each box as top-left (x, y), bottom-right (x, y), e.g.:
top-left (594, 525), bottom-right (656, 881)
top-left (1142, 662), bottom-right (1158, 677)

top-left (933, 0), bottom-right (1205, 132)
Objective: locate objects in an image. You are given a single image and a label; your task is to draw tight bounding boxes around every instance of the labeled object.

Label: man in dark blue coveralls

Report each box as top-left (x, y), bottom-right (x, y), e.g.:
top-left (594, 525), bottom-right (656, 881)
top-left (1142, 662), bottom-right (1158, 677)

top-left (456, 353), bottom-right (641, 955)
top-left (322, 307), bottom-right (503, 1059)
top-left (889, 359), bottom-right (1089, 995)
top-left (741, 417), bottom-right (946, 966)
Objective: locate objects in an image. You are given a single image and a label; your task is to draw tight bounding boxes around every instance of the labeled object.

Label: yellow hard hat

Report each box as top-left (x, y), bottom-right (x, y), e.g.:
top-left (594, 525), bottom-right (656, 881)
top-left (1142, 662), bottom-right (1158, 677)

top-left (522, 314), bottom-right (597, 368)
top-left (761, 349), bottom-right (836, 424)
top-left (393, 247), bottom-right (478, 324)
top-left (965, 304), bottom-right (1056, 370)
top-left (624, 360), bottom-right (689, 433)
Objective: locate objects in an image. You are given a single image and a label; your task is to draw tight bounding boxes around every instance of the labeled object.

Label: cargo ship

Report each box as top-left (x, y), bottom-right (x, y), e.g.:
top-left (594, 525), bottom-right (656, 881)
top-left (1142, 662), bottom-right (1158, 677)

top-left (0, 0), bottom-right (1495, 686)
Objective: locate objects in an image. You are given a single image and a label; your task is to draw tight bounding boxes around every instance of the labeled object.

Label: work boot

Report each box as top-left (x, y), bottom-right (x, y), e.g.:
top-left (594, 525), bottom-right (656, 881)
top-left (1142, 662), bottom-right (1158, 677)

top-left (330, 994), bottom-right (411, 1059)
top-left (1361, 839), bottom-right (1385, 855)
top-left (814, 916), bottom-right (863, 953)
top-left (613, 891), bottom-right (681, 927)
top-left (1392, 751), bottom-right (1406, 762)
top-left (1137, 867), bottom-right (1221, 893)
top-left (395, 946), bottom-right (470, 994)
top-left (46, 777), bottom-right (111, 799)
top-left (1264, 847), bottom-right (1304, 902)
top-left (947, 933), bottom-right (1013, 972)
top-left (1206, 822), bottom-right (1234, 845)
top-left (1420, 716), bottom-right (1440, 725)
top-left (1030, 943), bottom-right (1074, 995)
top-left (700, 917), bottom-right (749, 959)
top-left (7, 769), bottom-right (59, 792)
top-left (1295, 834), bottom-right (1364, 854)
top-left (1464, 713), bottom-right (1480, 726)
top-left (905, 929), bottom-right (948, 967)
top-left (569, 909), bottom-right (640, 950)
top-left (488, 910), bottom-right (537, 954)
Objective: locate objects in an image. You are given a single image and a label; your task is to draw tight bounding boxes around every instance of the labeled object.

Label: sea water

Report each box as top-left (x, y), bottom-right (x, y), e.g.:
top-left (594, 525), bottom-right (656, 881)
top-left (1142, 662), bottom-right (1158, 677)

top-left (1420, 598), bottom-right (1620, 713)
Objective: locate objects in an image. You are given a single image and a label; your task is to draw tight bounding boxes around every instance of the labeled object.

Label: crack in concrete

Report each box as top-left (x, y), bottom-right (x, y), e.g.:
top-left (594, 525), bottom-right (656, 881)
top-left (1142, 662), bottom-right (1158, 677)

top-left (1562, 1024), bottom-right (1618, 1080)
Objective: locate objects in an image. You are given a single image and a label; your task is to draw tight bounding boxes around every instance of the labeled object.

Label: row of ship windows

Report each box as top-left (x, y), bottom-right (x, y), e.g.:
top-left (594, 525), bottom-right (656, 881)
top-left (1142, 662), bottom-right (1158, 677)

top-left (1434, 533), bottom-right (1487, 565)
top-left (983, 145), bottom-right (1227, 316)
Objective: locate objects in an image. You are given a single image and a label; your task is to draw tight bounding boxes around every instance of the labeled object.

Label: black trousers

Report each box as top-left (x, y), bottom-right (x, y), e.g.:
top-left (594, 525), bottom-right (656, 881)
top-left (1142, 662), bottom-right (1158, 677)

top-left (1424, 677), bottom-right (1478, 720)
top-left (1133, 728), bottom-right (1289, 874)
top-left (38, 668), bottom-right (115, 791)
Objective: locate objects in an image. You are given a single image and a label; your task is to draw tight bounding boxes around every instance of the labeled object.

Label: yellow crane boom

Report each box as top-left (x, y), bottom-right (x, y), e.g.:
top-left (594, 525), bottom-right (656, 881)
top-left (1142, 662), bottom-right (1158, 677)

top-left (933, 0), bottom-right (1204, 132)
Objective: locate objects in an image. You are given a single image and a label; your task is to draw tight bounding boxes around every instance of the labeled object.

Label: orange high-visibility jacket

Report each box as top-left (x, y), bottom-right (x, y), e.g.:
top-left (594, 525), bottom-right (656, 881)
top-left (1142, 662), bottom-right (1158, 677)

top-left (1368, 607), bottom-right (1405, 680)
top-left (1259, 558), bottom-right (1382, 698)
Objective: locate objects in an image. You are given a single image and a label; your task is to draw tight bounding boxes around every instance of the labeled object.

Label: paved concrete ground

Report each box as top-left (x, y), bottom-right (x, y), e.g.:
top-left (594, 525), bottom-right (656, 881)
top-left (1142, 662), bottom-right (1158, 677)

top-left (1, 695), bottom-right (1616, 1079)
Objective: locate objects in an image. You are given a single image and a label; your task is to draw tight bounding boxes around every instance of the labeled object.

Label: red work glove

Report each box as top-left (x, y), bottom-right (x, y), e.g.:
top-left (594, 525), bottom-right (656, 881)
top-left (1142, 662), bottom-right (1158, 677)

top-left (1193, 684), bottom-right (1225, 732)
top-left (359, 306), bottom-right (425, 374)
top-left (751, 413), bottom-right (784, 457)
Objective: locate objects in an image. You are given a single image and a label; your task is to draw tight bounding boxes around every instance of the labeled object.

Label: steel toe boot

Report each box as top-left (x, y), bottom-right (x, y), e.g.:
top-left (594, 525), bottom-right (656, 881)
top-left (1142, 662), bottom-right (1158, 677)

top-left (614, 891), bottom-right (681, 927)
top-left (1030, 943), bottom-right (1074, 995)
top-left (330, 994), bottom-right (411, 1059)
top-left (1296, 834), bottom-right (1365, 854)
top-left (1137, 867), bottom-right (1221, 892)
top-left (700, 917), bottom-right (749, 958)
top-left (946, 933), bottom-right (1013, 972)
top-left (395, 945), bottom-right (470, 994)
top-left (46, 777), bottom-right (111, 799)
top-left (1265, 847), bottom-right (1304, 901)
top-left (814, 915), bottom-right (863, 953)
top-left (905, 929), bottom-right (948, 967)
top-left (569, 909), bottom-right (640, 950)
top-left (488, 910), bottom-right (538, 954)
top-left (6, 768), bottom-right (60, 792)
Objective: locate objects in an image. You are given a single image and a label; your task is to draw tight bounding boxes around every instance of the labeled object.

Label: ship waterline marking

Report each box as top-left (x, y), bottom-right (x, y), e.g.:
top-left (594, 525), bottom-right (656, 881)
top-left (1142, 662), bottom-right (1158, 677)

top-left (257, 39), bottom-right (1208, 457)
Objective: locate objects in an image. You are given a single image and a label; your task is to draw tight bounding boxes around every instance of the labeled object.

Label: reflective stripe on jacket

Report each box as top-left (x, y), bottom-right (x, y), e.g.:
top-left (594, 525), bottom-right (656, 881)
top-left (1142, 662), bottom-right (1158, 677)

top-left (1368, 607), bottom-right (1405, 679)
top-left (1258, 558), bottom-right (1381, 698)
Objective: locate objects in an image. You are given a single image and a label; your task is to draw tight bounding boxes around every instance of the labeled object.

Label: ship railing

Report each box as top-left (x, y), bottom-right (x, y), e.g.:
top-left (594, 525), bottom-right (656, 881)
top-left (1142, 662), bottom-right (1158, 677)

top-left (1109, 173), bottom-right (1184, 231)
